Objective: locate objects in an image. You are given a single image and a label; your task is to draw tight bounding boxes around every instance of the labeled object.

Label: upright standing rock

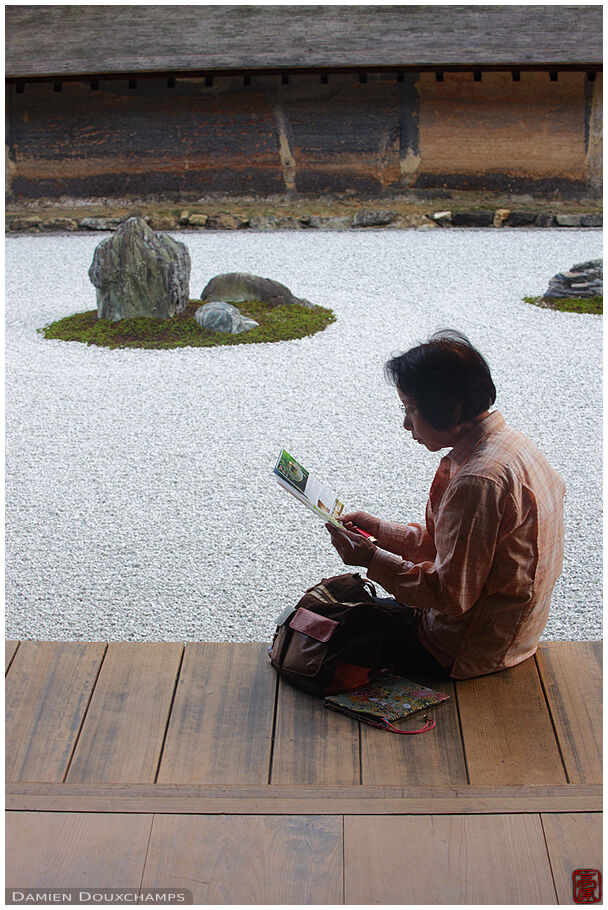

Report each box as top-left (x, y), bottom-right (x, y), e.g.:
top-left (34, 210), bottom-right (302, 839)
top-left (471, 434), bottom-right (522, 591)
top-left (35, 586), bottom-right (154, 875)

top-left (89, 217), bottom-right (191, 321)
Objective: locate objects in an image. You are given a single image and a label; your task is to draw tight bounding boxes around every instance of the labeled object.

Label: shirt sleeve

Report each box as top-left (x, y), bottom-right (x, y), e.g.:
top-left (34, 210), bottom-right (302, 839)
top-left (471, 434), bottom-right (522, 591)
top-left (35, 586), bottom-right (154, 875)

top-left (375, 518), bottom-right (437, 563)
top-left (367, 475), bottom-right (509, 616)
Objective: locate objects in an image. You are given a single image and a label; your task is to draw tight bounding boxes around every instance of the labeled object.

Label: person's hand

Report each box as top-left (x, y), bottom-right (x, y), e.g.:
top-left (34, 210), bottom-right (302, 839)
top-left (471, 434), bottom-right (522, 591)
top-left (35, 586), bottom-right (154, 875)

top-left (339, 511), bottom-right (380, 537)
top-left (325, 522), bottom-right (377, 568)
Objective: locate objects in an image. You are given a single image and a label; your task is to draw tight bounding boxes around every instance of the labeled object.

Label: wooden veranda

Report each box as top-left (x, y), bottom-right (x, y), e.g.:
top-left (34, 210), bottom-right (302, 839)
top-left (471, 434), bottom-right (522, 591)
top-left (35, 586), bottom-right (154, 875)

top-left (5, 639), bottom-right (602, 904)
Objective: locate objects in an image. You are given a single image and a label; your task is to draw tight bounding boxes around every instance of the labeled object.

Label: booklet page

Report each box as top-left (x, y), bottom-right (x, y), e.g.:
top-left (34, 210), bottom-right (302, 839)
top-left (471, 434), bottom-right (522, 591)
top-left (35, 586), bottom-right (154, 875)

top-left (273, 449), bottom-right (345, 527)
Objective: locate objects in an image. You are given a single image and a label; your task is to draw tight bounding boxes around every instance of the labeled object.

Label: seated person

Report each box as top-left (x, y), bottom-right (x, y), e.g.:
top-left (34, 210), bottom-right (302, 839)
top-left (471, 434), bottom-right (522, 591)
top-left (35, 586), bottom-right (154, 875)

top-left (326, 330), bottom-right (566, 679)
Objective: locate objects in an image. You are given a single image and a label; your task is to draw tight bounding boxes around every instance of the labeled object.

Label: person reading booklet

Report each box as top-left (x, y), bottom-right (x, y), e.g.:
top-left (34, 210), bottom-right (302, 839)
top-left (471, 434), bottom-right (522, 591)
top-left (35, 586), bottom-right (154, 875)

top-left (325, 330), bottom-right (566, 680)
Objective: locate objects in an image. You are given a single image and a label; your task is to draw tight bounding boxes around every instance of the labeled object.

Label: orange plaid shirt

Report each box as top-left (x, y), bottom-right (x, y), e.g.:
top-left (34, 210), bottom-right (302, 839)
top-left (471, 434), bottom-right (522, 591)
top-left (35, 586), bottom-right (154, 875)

top-left (367, 411), bottom-right (566, 678)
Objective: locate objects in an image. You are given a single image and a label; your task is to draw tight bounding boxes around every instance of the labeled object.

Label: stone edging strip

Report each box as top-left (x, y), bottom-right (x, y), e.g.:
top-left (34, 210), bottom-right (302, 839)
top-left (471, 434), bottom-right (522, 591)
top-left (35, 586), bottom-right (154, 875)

top-left (5, 209), bottom-right (603, 233)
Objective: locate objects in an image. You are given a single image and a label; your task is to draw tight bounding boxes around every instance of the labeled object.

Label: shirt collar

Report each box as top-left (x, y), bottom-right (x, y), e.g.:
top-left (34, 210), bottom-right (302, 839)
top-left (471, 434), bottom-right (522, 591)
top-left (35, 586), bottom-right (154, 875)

top-left (446, 410), bottom-right (505, 466)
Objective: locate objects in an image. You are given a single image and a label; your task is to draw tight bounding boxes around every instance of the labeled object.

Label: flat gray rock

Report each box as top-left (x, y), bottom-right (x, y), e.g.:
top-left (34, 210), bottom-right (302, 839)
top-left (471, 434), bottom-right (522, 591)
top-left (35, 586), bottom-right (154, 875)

top-left (543, 259), bottom-right (602, 299)
top-left (89, 217), bottom-right (191, 321)
top-left (200, 272), bottom-right (313, 308)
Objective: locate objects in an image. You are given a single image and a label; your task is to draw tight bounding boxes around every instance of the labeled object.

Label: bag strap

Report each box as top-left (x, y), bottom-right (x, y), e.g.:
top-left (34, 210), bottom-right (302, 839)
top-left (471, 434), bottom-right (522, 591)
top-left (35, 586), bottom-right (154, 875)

top-left (368, 714), bottom-right (436, 735)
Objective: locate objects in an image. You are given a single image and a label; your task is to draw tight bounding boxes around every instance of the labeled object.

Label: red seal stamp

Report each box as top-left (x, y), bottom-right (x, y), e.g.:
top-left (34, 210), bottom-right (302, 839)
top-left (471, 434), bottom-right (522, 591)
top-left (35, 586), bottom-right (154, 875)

top-left (573, 869), bottom-right (602, 904)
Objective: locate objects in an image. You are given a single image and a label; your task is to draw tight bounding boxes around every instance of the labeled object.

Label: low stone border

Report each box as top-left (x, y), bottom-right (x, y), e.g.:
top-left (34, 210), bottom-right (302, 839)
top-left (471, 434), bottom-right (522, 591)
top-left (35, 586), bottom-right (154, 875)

top-left (5, 209), bottom-right (603, 233)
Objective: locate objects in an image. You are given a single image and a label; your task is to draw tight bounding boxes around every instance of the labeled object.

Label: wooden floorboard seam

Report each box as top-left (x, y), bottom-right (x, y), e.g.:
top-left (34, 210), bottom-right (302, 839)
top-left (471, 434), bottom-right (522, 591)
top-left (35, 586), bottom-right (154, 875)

top-left (61, 641), bottom-right (109, 783)
top-left (538, 811), bottom-right (561, 904)
top-left (534, 651), bottom-right (571, 784)
top-left (341, 814), bottom-right (346, 905)
top-left (139, 812), bottom-right (155, 894)
top-left (266, 671), bottom-right (280, 786)
top-left (5, 641), bottom-right (20, 676)
top-left (153, 644), bottom-right (186, 784)
top-left (452, 680), bottom-right (472, 785)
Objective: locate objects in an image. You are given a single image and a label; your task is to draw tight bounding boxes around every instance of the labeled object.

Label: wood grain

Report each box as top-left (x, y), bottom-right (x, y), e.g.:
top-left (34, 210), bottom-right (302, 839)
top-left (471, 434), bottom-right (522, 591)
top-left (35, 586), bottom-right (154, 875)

top-left (270, 677), bottom-right (360, 785)
top-left (456, 657), bottom-right (567, 785)
top-left (157, 642), bottom-right (276, 784)
top-left (536, 641), bottom-right (602, 783)
top-left (7, 782), bottom-right (601, 815)
top-left (5, 641), bottom-right (106, 782)
top-left (345, 813), bottom-right (558, 904)
top-left (542, 812), bottom-right (603, 904)
top-left (6, 6), bottom-right (602, 77)
top-left (5, 640), bottom-right (20, 672)
top-left (6, 811), bottom-right (152, 888)
top-left (141, 814), bottom-right (343, 904)
top-left (360, 679), bottom-right (467, 785)
top-left (66, 642), bottom-right (183, 783)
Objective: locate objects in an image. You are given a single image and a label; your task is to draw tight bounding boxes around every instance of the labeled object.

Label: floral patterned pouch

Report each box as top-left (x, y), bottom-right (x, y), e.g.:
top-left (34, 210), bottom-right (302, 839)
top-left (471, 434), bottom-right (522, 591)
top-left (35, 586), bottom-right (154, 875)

top-left (323, 674), bottom-right (449, 734)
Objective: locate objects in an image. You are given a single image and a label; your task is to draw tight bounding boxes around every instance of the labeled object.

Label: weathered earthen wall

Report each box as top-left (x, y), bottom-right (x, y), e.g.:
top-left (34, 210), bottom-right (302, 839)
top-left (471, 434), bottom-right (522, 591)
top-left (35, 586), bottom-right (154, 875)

top-left (5, 71), bottom-right (602, 199)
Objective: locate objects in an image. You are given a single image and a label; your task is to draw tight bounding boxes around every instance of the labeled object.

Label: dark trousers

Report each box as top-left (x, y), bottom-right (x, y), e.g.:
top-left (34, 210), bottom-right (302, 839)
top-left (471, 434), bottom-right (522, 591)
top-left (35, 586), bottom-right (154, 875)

top-left (374, 597), bottom-right (452, 683)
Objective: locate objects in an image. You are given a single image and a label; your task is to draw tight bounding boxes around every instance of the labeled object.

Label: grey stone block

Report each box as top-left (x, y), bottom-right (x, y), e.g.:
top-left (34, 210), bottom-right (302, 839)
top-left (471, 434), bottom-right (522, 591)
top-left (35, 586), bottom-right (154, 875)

top-left (451, 211), bottom-right (494, 227)
top-left (555, 215), bottom-right (582, 227)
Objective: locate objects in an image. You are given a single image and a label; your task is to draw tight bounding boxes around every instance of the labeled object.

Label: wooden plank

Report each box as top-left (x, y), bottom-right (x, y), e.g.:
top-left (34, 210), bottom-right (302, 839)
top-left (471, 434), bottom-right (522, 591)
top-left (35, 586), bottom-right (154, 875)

top-left (542, 812), bottom-right (603, 904)
top-left (7, 782), bottom-right (601, 815)
top-left (270, 677), bottom-right (360, 785)
top-left (361, 679), bottom-right (468, 785)
top-left (5, 640), bottom-right (20, 672)
top-left (141, 814), bottom-right (343, 904)
top-left (5, 811), bottom-right (153, 888)
top-left (345, 814), bottom-right (557, 904)
top-left (536, 641), bottom-right (602, 784)
top-left (456, 657), bottom-right (567, 785)
top-left (66, 642), bottom-right (183, 783)
top-left (6, 6), bottom-right (603, 77)
top-left (157, 642), bottom-right (276, 785)
top-left (5, 641), bottom-right (106, 782)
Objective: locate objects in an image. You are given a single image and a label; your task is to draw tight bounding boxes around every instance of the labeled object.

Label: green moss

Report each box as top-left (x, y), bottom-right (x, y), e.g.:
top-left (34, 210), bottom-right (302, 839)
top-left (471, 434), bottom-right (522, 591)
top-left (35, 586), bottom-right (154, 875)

top-left (39, 300), bottom-right (337, 349)
top-left (524, 295), bottom-right (603, 315)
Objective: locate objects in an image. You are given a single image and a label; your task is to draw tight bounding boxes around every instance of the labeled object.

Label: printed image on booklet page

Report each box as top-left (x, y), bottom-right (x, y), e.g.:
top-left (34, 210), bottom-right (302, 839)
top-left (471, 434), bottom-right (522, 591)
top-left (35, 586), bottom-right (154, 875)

top-left (273, 449), bottom-right (345, 526)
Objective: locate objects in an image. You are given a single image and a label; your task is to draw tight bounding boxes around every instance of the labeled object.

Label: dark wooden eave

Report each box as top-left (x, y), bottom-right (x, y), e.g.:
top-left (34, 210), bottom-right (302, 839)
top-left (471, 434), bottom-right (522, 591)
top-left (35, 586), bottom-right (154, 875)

top-left (5, 4), bottom-right (603, 80)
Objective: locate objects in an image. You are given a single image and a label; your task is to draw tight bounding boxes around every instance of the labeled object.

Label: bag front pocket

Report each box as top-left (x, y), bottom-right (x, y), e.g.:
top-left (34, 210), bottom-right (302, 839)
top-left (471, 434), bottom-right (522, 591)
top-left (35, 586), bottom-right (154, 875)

top-left (282, 608), bottom-right (338, 677)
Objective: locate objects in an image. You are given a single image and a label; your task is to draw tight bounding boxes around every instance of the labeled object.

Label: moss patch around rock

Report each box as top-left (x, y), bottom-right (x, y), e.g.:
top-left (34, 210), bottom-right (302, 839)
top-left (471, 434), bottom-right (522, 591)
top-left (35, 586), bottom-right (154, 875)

top-left (39, 299), bottom-right (336, 349)
top-left (524, 295), bottom-right (603, 315)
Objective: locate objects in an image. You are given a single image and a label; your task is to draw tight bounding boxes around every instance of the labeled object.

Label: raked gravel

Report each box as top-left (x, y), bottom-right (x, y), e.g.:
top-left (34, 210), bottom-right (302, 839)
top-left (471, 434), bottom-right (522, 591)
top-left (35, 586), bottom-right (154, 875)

top-left (5, 229), bottom-right (603, 643)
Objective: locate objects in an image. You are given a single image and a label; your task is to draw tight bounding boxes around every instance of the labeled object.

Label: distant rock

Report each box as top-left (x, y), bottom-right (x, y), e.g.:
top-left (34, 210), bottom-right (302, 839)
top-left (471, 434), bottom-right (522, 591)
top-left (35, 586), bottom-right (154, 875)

top-left (195, 301), bottom-right (259, 334)
top-left (352, 210), bottom-right (396, 227)
top-left (8, 216), bottom-right (43, 232)
top-left (555, 214), bottom-right (582, 227)
top-left (431, 211), bottom-right (452, 227)
top-left (249, 215), bottom-right (305, 230)
top-left (508, 212), bottom-right (536, 227)
top-left (451, 211), bottom-right (494, 227)
top-left (206, 213), bottom-right (250, 230)
top-left (581, 214), bottom-right (603, 227)
top-left (493, 208), bottom-right (510, 227)
top-left (542, 259), bottom-right (602, 299)
top-left (146, 214), bottom-right (178, 231)
top-left (200, 272), bottom-right (314, 308)
top-left (534, 213), bottom-right (556, 227)
top-left (89, 217), bottom-right (191, 321)
top-left (80, 217), bottom-right (124, 231)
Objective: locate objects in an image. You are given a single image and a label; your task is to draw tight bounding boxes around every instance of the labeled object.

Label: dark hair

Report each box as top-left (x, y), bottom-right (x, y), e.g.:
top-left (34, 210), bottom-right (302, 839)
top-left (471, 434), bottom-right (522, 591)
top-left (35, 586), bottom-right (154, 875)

top-left (384, 330), bottom-right (496, 430)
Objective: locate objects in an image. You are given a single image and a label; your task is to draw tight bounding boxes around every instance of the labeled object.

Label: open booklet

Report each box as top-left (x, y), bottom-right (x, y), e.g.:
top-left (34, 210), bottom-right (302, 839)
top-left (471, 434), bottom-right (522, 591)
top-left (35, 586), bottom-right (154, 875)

top-left (273, 449), bottom-right (377, 542)
top-left (273, 449), bottom-right (346, 527)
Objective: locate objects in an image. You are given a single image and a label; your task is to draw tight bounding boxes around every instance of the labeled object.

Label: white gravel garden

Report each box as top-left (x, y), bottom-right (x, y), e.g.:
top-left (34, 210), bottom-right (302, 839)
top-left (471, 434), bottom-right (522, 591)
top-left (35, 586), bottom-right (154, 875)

top-left (5, 228), bottom-right (602, 643)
